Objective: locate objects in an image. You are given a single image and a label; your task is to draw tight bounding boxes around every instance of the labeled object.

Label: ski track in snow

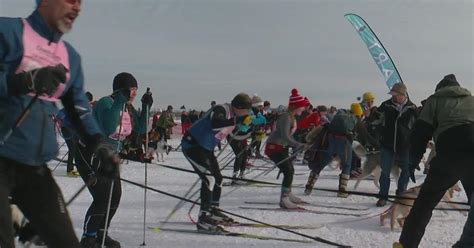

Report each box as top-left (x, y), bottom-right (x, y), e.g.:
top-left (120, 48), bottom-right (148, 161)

top-left (50, 136), bottom-right (467, 248)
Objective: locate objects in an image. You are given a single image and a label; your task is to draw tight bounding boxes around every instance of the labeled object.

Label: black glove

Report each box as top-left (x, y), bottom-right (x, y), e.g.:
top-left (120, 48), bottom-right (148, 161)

top-left (141, 91), bottom-right (153, 107)
top-left (8, 64), bottom-right (67, 96)
top-left (94, 142), bottom-right (121, 178)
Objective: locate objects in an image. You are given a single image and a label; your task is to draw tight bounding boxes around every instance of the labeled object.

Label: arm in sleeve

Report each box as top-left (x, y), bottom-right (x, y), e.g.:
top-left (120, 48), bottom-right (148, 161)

top-left (211, 105), bottom-right (235, 130)
top-left (131, 103), bottom-right (150, 135)
top-left (0, 33), bottom-right (7, 98)
top-left (0, 18), bottom-right (23, 98)
top-left (280, 115), bottom-right (302, 147)
top-left (409, 99), bottom-right (436, 165)
top-left (252, 112), bottom-right (267, 126)
top-left (93, 94), bottom-right (127, 136)
top-left (61, 54), bottom-right (103, 147)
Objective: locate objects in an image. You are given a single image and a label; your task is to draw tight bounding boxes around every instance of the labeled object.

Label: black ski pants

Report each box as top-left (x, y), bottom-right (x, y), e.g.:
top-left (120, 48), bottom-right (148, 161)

top-left (0, 157), bottom-right (79, 248)
top-left (183, 145), bottom-right (223, 212)
top-left (228, 138), bottom-right (248, 174)
top-left (75, 146), bottom-right (122, 238)
top-left (399, 153), bottom-right (474, 248)
top-left (267, 148), bottom-right (294, 189)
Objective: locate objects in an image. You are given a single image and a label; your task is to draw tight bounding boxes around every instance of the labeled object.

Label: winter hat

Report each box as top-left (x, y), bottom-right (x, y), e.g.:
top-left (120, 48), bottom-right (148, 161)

top-left (231, 93), bottom-right (252, 110)
top-left (350, 103), bottom-right (363, 117)
top-left (435, 74), bottom-right (460, 92)
top-left (288, 88), bottom-right (308, 109)
top-left (264, 100), bottom-right (271, 107)
top-left (317, 105), bottom-right (328, 112)
top-left (252, 94), bottom-right (264, 107)
top-left (362, 92), bottom-right (375, 102)
top-left (113, 72), bottom-right (138, 91)
top-left (388, 83), bottom-right (407, 96)
top-left (303, 97), bottom-right (311, 107)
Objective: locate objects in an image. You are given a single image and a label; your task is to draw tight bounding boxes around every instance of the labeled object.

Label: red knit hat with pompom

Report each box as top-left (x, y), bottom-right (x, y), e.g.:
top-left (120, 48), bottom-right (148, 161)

top-left (288, 88), bottom-right (308, 109)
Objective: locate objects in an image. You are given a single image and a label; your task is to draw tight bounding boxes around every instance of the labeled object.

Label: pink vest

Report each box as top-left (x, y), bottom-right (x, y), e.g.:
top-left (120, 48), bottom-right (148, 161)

top-left (15, 19), bottom-right (70, 102)
top-left (109, 109), bottom-right (133, 141)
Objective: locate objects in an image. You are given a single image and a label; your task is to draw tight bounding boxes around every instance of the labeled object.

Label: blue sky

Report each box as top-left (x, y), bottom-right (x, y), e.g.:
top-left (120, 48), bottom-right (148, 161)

top-left (1, 0), bottom-right (472, 111)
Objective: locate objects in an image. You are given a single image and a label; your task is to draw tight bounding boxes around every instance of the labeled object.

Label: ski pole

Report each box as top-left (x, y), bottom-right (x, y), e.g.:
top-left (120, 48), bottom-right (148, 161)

top-left (141, 90), bottom-right (151, 246)
top-left (261, 144), bottom-right (310, 176)
top-left (101, 180), bottom-right (115, 248)
top-left (52, 151), bottom-right (69, 172)
top-left (0, 94), bottom-right (39, 146)
top-left (121, 178), bottom-right (349, 247)
top-left (102, 104), bottom-right (126, 248)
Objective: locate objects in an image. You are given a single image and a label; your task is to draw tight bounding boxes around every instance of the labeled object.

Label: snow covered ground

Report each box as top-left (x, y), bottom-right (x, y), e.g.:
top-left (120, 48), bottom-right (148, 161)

top-left (49, 135), bottom-right (468, 248)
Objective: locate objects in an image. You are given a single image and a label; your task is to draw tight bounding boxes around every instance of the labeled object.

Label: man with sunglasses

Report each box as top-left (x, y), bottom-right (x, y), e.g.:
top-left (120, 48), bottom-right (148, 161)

top-left (0, 1), bottom-right (119, 247)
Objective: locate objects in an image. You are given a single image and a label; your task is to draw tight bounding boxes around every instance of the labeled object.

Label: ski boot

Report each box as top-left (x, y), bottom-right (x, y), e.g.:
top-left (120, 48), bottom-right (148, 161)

top-left (211, 208), bottom-right (235, 224)
top-left (96, 231), bottom-right (121, 248)
top-left (196, 211), bottom-right (225, 232)
top-left (304, 171), bottom-right (319, 195)
top-left (80, 236), bottom-right (99, 248)
top-left (337, 174), bottom-right (350, 198)
top-left (280, 191), bottom-right (299, 209)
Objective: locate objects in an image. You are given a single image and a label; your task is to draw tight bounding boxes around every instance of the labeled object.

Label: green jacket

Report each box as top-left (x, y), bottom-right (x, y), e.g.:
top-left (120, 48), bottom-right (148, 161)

top-left (419, 86), bottom-right (474, 142)
top-left (154, 111), bottom-right (175, 129)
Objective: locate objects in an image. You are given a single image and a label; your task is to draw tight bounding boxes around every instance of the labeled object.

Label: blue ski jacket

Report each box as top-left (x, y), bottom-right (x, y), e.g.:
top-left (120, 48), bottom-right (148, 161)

top-left (0, 11), bottom-right (101, 166)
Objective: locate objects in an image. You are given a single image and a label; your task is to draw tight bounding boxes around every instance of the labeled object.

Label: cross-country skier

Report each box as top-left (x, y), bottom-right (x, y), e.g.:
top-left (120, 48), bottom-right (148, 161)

top-left (0, 1), bottom-right (120, 247)
top-left (181, 93), bottom-right (252, 231)
top-left (75, 72), bottom-right (152, 248)
top-left (303, 103), bottom-right (363, 197)
top-left (264, 89), bottom-right (310, 209)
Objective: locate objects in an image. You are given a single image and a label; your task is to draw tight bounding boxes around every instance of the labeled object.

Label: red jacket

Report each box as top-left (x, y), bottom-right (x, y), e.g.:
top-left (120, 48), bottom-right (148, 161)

top-left (297, 112), bottom-right (321, 129)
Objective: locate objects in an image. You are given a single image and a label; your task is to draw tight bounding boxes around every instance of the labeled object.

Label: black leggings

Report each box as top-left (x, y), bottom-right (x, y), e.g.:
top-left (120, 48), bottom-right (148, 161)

top-left (268, 148), bottom-right (294, 189)
top-left (228, 139), bottom-right (248, 174)
top-left (0, 157), bottom-right (79, 248)
top-left (75, 146), bottom-right (122, 237)
top-left (183, 146), bottom-right (223, 212)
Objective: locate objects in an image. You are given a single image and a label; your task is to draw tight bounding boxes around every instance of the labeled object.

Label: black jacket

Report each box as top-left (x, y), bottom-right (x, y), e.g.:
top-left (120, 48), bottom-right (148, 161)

top-left (378, 98), bottom-right (418, 152)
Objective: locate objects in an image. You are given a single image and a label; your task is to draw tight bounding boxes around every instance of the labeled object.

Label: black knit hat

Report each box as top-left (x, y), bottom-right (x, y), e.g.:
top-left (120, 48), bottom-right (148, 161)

top-left (231, 93), bottom-right (252, 110)
top-left (435, 74), bottom-right (460, 92)
top-left (113, 72), bottom-right (138, 91)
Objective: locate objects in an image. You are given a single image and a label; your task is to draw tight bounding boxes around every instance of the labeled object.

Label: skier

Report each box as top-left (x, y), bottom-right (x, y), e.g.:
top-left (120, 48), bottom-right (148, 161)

top-left (249, 94), bottom-right (267, 159)
top-left (181, 93), bottom-right (252, 231)
top-left (394, 74), bottom-right (474, 248)
top-left (376, 83), bottom-right (418, 207)
top-left (75, 72), bottom-right (152, 248)
top-left (264, 89), bottom-right (310, 208)
top-left (0, 1), bottom-right (120, 247)
top-left (304, 103), bottom-right (363, 197)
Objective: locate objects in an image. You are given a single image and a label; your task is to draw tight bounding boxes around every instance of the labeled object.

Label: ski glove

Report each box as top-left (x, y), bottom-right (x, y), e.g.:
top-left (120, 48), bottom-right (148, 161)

top-left (8, 64), bottom-right (67, 96)
top-left (94, 142), bottom-right (121, 179)
top-left (141, 91), bottom-right (153, 107)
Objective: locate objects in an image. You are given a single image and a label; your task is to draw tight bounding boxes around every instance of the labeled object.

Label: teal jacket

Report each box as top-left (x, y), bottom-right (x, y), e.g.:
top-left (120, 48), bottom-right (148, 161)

top-left (93, 93), bottom-right (149, 148)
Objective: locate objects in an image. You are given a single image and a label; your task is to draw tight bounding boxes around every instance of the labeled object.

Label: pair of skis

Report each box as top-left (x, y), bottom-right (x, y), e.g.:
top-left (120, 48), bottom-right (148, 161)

top-left (150, 225), bottom-right (316, 244)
